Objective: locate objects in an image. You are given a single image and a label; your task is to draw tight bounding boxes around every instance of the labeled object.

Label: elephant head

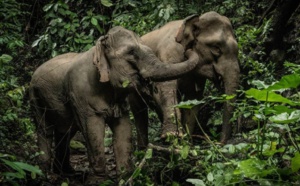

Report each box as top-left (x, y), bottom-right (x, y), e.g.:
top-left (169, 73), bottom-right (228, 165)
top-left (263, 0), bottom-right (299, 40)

top-left (93, 26), bottom-right (199, 90)
top-left (176, 12), bottom-right (240, 143)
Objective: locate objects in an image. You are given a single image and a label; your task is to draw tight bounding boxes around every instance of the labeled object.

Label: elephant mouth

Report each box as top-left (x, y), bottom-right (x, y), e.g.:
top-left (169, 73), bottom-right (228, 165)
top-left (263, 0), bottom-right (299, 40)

top-left (213, 74), bottom-right (224, 92)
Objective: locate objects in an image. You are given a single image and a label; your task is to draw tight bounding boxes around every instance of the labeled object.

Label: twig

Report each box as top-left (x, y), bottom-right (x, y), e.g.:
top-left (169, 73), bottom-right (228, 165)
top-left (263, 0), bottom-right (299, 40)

top-left (148, 143), bottom-right (181, 154)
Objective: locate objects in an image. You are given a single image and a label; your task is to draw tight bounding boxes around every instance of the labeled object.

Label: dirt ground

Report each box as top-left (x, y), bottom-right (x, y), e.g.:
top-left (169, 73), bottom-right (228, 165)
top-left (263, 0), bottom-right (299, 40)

top-left (40, 130), bottom-right (118, 186)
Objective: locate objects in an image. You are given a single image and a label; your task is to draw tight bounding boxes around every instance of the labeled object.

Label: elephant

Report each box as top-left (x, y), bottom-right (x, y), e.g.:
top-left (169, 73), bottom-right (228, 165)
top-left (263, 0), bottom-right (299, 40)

top-left (130, 11), bottom-right (240, 149)
top-left (29, 26), bottom-right (199, 179)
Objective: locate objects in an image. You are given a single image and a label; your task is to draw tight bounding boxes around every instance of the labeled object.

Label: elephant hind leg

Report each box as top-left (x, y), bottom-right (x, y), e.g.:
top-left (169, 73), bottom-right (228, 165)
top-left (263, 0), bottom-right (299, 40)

top-left (36, 121), bottom-right (54, 173)
top-left (53, 127), bottom-right (76, 175)
top-left (33, 106), bottom-right (54, 173)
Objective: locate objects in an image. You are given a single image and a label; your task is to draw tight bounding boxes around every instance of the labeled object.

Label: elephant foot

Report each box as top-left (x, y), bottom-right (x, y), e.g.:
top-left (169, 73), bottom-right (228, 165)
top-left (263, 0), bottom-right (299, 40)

top-left (161, 123), bottom-right (183, 139)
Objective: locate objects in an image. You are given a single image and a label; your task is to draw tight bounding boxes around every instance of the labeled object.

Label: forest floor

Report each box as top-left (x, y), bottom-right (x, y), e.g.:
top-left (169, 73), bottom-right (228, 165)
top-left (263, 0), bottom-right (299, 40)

top-left (35, 130), bottom-right (118, 186)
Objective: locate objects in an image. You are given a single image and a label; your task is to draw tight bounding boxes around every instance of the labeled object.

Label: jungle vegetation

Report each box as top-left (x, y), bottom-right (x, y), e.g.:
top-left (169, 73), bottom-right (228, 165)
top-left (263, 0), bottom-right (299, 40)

top-left (0, 0), bottom-right (300, 185)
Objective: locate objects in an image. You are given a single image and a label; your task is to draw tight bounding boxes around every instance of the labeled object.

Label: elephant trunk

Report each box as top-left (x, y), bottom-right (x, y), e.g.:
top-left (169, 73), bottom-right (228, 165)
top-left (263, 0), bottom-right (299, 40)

top-left (220, 63), bottom-right (240, 144)
top-left (140, 49), bottom-right (199, 82)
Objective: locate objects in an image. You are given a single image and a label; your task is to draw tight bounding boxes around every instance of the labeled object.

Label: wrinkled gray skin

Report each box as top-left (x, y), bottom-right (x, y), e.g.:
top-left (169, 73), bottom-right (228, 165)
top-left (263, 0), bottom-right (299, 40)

top-left (130, 11), bottom-right (240, 148)
top-left (29, 26), bottom-right (199, 178)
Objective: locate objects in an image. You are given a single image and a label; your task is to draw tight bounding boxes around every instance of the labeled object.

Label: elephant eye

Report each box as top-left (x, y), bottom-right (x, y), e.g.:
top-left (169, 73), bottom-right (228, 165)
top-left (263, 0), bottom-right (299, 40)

top-left (127, 49), bottom-right (135, 56)
top-left (210, 46), bottom-right (222, 57)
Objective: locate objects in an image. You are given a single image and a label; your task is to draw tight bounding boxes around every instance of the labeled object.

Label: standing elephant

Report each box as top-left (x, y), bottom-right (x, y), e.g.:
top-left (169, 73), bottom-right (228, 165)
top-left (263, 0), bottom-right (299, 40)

top-left (130, 11), bottom-right (240, 148)
top-left (29, 26), bottom-right (199, 179)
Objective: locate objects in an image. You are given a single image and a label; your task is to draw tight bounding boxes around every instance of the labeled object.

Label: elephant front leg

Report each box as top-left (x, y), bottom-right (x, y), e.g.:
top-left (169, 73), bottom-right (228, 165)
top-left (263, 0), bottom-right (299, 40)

top-left (154, 81), bottom-right (182, 139)
top-left (83, 115), bottom-right (106, 176)
top-left (129, 92), bottom-right (149, 149)
top-left (110, 116), bottom-right (132, 176)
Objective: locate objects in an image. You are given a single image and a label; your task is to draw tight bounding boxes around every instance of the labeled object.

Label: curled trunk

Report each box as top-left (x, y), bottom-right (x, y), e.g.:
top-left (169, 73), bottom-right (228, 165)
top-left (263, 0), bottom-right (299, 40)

top-left (140, 50), bottom-right (199, 82)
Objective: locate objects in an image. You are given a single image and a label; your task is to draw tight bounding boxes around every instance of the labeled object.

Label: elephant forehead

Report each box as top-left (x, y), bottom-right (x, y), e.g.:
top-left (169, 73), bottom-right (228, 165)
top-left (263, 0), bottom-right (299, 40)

top-left (199, 30), bottom-right (225, 44)
top-left (108, 27), bottom-right (140, 43)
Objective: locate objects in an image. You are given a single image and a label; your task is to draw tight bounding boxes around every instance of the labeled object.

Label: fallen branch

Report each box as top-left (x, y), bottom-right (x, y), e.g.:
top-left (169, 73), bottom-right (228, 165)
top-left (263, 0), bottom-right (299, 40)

top-left (148, 143), bottom-right (180, 154)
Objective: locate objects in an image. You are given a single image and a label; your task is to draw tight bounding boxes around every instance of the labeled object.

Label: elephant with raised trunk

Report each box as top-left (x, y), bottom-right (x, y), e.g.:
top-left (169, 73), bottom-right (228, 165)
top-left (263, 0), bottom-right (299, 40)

top-left (29, 26), bottom-right (199, 179)
top-left (130, 11), bottom-right (240, 148)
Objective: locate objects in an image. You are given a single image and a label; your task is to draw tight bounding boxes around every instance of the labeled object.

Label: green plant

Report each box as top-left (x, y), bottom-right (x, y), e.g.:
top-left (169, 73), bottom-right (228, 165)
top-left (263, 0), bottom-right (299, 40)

top-left (32, 0), bottom-right (110, 57)
top-left (0, 0), bottom-right (27, 56)
top-left (0, 153), bottom-right (43, 185)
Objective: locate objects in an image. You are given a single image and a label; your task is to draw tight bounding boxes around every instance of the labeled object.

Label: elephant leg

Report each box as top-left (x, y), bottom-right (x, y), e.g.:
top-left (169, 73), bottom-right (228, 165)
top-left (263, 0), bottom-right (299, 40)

top-left (182, 106), bottom-right (202, 135)
top-left (179, 78), bottom-right (206, 136)
top-left (33, 106), bottom-right (54, 173)
top-left (83, 115), bottom-right (106, 175)
top-left (36, 120), bottom-right (54, 173)
top-left (129, 92), bottom-right (149, 149)
top-left (154, 81), bottom-right (181, 138)
top-left (53, 126), bottom-right (76, 175)
top-left (109, 116), bottom-right (132, 175)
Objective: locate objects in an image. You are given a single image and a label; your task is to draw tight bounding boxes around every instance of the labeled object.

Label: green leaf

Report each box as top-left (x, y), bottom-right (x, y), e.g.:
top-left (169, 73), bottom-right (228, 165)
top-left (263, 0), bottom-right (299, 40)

top-left (1, 159), bottom-right (26, 178)
top-left (267, 74), bottom-right (300, 91)
top-left (101, 0), bottom-right (113, 7)
top-left (245, 88), bottom-right (299, 106)
top-left (132, 168), bottom-right (141, 179)
top-left (175, 99), bottom-right (205, 109)
top-left (91, 17), bottom-right (98, 26)
top-left (234, 158), bottom-right (274, 179)
top-left (291, 152), bottom-right (300, 173)
top-left (145, 148), bottom-right (153, 159)
top-left (207, 172), bottom-right (214, 182)
top-left (61, 182), bottom-right (68, 186)
top-left (70, 140), bottom-right (86, 150)
top-left (2, 171), bottom-right (25, 179)
top-left (43, 4), bottom-right (53, 12)
top-left (251, 80), bottom-right (269, 89)
top-left (186, 178), bottom-right (206, 186)
top-left (180, 145), bottom-right (190, 159)
top-left (0, 54), bottom-right (13, 63)
top-left (265, 105), bottom-right (295, 115)
top-left (263, 147), bottom-right (285, 157)
top-left (122, 80), bottom-right (130, 88)
top-left (14, 162), bottom-right (43, 176)
top-left (269, 110), bottom-right (300, 124)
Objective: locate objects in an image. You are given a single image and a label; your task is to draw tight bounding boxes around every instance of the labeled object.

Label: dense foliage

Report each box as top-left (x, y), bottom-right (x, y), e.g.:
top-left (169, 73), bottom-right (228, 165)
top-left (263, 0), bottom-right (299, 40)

top-left (0, 0), bottom-right (299, 185)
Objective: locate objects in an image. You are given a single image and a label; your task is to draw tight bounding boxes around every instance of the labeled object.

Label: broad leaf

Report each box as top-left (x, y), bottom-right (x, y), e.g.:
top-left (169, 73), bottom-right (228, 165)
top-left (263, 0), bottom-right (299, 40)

top-left (145, 148), bottom-right (153, 159)
top-left (101, 0), bottom-right (113, 7)
top-left (207, 172), bottom-right (214, 182)
top-left (186, 178), bottom-right (206, 186)
top-left (234, 158), bottom-right (274, 179)
top-left (251, 80), bottom-right (269, 89)
top-left (0, 54), bottom-right (13, 64)
top-left (175, 99), bottom-right (205, 109)
top-left (267, 74), bottom-right (300, 91)
top-left (14, 162), bottom-right (43, 176)
top-left (245, 88), bottom-right (298, 106)
top-left (291, 152), bottom-right (300, 173)
top-left (43, 3), bottom-right (53, 12)
top-left (1, 159), bottom-right (26, 177)
top-left (269, 110), bottom-right (300, 124)
top-left (180, 145), bottom-right (190, 159)
top-left (91, 17), bottom-right (98, 26)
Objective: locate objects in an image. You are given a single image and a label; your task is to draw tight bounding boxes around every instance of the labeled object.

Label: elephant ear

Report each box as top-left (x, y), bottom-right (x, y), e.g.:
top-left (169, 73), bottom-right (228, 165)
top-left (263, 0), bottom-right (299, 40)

top-left (93, 36), bottom-right (110, 82)
top-left (175, 14), bottom-right (199, 49)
